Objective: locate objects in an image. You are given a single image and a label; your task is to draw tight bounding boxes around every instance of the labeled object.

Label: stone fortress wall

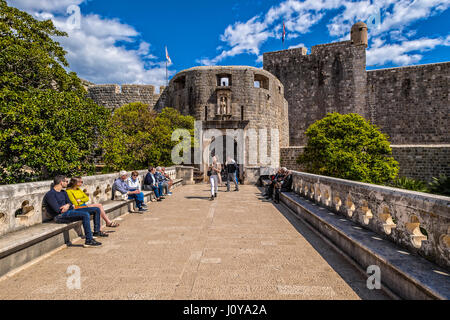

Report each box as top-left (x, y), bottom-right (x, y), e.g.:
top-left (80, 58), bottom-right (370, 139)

top-left (263, 23), bottom-right (449, 182)
top-left (85, 23), bottom-right (448, 182)
top-left (160, 66), bottom-right (289, 169)
top-left (87, 84), bottom-right (165, 111)
top-left (366, 62), bottom-right (449, 144)
top-left (263, 41), bottom-right (368, 146)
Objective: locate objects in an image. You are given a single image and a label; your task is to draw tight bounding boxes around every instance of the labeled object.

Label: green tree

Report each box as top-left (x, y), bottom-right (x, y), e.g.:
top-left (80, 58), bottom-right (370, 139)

top-left (297, 113), bottom-right (399, 184)
top-left (102, 104), bottom-right (195, 171)
top-left (0, 1), bottom-right (110, 184)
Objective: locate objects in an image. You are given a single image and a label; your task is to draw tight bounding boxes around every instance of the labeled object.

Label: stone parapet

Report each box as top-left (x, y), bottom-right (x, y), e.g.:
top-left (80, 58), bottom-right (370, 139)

top-left (175, 166), bottom-right (194, 185)
top-left (0, 168), bottom-right (178, 237)
top-left (289, 170), bottom-right (450, 270)
top-left (87, 84), bottom-right (156, 110)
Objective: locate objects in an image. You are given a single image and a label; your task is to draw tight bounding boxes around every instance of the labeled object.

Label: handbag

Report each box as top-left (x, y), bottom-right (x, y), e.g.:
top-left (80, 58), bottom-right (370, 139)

top-left (207, 169), bottom-right (212, 177)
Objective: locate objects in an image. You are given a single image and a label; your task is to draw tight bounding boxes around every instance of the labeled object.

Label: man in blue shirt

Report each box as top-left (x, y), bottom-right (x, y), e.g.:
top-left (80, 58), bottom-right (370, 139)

top-left (43, 175), bottom-right (104, 248)
top-left (156, 167), bottom-right (172, 196)
top-left (143, 167), bottom-right (165, 201)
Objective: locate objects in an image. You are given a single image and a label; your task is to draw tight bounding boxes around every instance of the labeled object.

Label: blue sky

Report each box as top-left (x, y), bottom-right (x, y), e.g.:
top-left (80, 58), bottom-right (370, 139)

top-left (7, 0), bottom-right (450, 87)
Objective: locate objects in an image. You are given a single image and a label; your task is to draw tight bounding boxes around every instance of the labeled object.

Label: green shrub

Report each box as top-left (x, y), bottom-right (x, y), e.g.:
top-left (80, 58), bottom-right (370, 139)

top-left (390, 177), bottom-right (430, 193)
top-left (297, 113), bottom-right (399, 184)
top-left (428, 175), bottom-right (450, 196)
top-left (102, 104), bottom-right (195, 171)
top-left (0, 1), bottom-right (110, 184)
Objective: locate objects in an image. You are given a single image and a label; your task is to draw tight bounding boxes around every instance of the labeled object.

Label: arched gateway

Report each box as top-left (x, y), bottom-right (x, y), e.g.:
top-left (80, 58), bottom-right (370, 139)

top-left (160, 66), bottom-right (289, 183)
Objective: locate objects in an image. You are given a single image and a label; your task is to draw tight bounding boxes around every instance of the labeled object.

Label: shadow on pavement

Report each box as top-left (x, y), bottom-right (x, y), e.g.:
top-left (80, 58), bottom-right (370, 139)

top-left (185, 196), bottom-right (212, 201)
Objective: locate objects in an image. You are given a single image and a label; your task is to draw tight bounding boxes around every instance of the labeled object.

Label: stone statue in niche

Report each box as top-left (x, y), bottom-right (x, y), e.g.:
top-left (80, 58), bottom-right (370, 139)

top-left (219, 96), bottom-right (227, 115)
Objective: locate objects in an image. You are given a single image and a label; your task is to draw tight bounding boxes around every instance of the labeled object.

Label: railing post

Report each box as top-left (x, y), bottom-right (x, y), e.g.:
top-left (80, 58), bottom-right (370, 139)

top-left (176, 166), bottom-right (194, 185)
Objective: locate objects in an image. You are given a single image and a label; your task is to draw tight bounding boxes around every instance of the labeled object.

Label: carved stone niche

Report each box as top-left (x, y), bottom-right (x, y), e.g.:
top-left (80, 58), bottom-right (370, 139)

top-left (216, 88), bottom-right (232, 119)
top-left (0, 212), bottom-right (6, 224)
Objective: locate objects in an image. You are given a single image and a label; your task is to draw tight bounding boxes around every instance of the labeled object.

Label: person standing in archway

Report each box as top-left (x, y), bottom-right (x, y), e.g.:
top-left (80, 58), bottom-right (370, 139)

top-left (226, 156), bottom-right (239, 192)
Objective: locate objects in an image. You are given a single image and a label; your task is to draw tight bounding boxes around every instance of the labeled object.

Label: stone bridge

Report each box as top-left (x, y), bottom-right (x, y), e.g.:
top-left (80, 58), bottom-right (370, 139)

top-left (0, 168), bottom-right (449, 300)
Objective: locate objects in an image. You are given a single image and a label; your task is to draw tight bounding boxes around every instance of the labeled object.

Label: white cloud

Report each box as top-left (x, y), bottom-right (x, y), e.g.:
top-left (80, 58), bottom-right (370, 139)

top-left (328, 0), bottom-right (450, 37)
top-left (199, 0), bottom-right (450, 68)
top-left (288, 43), bottom-right (306, 50)
top-left (6, 1), bottom-right (170, 86)
top-left (7, 0), bottom-right (84, 13)
top-left (367, 37), bottom-right (448, 66)
top-left (198, 0), bottom-right (342, 66)
top-left (327, 0), bottom-right (450, 67)
top-left (197, 16), bottom-right (272, 65)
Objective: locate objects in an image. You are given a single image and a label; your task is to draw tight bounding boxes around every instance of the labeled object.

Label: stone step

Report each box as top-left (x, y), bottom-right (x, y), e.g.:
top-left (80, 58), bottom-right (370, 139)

top-left (281, 191), bottom-right (450, 300)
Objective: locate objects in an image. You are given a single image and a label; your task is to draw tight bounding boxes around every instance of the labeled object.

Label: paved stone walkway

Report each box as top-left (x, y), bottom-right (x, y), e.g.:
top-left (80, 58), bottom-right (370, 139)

top-left (0, 185), bottom-right (389, 300)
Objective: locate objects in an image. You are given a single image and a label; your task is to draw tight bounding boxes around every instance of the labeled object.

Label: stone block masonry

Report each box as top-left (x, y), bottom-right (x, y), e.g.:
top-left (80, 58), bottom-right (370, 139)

top-left (263, 41), bottom-right (368, 146)
top-left (83, 22), bottom-right (448, 184)
top-left (367, 62), bottom-right (450, 144)
top-left (391, 145), bottom-right (450, 182)
top-left (87, 84), bottom-right (160, 110)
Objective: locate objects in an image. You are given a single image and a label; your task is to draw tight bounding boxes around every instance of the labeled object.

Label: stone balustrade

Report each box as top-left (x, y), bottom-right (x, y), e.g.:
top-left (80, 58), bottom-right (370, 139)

top-left (175, 166), bottom-right (195, 185)
top-left (289, 171), bottom-right (450, 269)
top-left (0, 167), bottom-right (182, 238)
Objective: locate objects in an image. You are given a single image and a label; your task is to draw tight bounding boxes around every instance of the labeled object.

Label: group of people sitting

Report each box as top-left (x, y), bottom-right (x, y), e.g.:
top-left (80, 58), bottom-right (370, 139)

top-left (43, 167), bottom-right (174, 248)
top-left (112, 167), bottom-right (173, 212)
top-left (262, 167), bottom-right (293, 204)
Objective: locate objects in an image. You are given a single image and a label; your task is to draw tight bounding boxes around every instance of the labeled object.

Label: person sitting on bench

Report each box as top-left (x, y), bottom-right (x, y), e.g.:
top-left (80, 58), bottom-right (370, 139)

top-left (113, 171), bottom-right (148, 212)
top-left (143, 167), bottom-right (164, 201)
top-left (43, 175), bottom-right (105, 248)
top-left (273, 168), bottom-right (293, 204)
top-left (66, 177), bottom-right (119, 228)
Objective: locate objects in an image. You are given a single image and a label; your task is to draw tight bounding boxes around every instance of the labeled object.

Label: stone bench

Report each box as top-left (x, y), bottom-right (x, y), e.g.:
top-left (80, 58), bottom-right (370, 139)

top-left (280, 191), bottom-right (450, 300)
top-left (0, 197), bottom-right (144, 277)
top-left (0, 179), bottom-right (184, 278)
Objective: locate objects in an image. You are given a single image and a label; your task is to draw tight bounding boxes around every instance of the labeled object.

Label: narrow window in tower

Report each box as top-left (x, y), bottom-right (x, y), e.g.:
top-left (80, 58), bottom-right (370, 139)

top-left (217, 74), bottom-right (232, 87)
top-left (241, 106), bottom-right (244, 121)
top-left (254, 74), bottom-right (269, 89)
top-left (205, 106), bottom-right (208, 121)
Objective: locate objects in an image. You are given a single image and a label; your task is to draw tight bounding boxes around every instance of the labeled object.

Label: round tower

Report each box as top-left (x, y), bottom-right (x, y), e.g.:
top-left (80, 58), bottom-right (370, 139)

top-left (351, 22), bottom-right (368, 47)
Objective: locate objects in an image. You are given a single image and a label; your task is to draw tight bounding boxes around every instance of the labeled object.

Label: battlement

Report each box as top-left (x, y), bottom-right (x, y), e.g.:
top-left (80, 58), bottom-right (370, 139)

top-left (311, 40), bottom-right (352, 54)
top-left (87, 84), bottom-right (159, 110)
top-left (121, 84), bottom-right (155, 95)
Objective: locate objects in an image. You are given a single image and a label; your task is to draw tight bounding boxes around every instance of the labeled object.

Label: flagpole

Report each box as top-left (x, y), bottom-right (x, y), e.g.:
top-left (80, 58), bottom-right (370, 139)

top-left (166, 60), bottom-right (168, 86)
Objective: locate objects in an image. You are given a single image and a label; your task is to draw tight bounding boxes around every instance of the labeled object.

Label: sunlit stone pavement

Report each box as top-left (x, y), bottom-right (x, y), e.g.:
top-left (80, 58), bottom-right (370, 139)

top-left (0, 184), bottom-right (389, 300)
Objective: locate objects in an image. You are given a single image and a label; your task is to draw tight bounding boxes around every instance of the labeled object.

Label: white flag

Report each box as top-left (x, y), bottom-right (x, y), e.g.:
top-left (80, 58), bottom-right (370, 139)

top-left (165, 46), bottom-right (172, 65)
